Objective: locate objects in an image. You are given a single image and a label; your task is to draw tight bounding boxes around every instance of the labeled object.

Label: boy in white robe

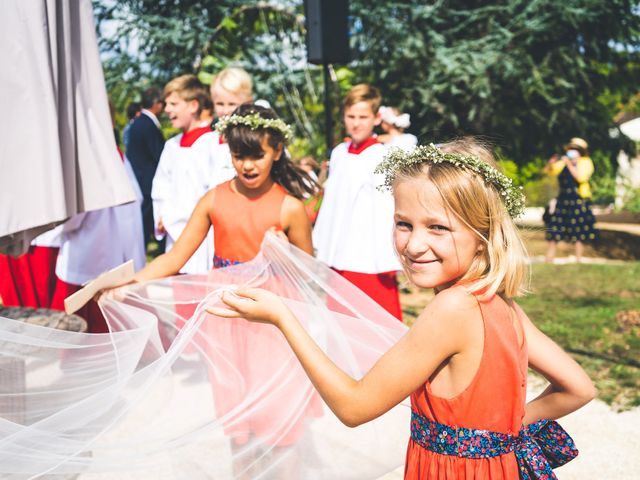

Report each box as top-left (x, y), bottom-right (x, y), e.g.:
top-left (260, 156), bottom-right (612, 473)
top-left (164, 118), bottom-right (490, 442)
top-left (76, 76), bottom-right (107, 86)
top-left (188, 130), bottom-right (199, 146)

top-left (313, 84), bottom-right (403, 320)
top-left (151, 75), bottom-right (236, 274)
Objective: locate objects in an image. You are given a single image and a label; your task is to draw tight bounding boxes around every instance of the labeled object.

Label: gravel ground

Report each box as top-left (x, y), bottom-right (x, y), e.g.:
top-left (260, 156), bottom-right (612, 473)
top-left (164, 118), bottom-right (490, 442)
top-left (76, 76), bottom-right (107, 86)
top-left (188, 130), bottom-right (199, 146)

top-left (527, 376), bottom-right (640, 479)
top-left (67, 368), bottom-right (640, 479)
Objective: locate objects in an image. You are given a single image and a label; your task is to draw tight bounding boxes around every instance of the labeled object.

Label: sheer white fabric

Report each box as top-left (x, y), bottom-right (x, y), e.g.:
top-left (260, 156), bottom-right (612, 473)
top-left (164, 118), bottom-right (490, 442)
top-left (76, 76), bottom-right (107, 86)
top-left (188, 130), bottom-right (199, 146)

top-left (0, 234), bottom-right (409, 479)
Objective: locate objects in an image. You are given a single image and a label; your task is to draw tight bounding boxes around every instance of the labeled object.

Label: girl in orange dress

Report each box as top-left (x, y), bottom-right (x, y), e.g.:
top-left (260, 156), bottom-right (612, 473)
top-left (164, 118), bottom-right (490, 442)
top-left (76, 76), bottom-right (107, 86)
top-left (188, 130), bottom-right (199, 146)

top-left (129, 104), bottom-right (319, 478)
top-left (211, 138), bottom-right (596, 479)
top-left (132, 103), bottom-right (317, 279)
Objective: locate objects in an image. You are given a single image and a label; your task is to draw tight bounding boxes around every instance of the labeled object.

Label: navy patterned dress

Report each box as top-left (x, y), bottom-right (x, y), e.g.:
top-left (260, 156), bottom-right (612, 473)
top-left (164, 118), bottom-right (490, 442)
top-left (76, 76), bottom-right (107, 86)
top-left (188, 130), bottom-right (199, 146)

top-left (544, 165), bottom-right (597, 243)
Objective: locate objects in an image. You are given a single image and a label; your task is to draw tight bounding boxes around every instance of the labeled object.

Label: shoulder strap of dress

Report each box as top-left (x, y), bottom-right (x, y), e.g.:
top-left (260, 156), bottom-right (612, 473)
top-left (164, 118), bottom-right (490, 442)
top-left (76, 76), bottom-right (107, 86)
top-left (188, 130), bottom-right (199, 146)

top-left (211, 180), bottom-right (233, 211)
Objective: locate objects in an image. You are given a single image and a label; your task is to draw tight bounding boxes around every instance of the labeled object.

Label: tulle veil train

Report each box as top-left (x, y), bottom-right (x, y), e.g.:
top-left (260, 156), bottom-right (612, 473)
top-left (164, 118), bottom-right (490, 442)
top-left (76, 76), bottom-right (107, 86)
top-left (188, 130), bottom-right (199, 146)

top-left (0, 234), bottom-right (410, 479)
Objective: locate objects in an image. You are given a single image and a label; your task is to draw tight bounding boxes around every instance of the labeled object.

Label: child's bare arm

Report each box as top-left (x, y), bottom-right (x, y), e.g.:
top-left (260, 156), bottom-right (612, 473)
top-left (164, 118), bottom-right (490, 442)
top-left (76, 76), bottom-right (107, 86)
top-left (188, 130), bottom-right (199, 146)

top-left (209, 287), bottom-right (476, 427)
top-left (281, 196), bottom-right (313, 255)
top-left (134, 190), bottom-right (215, 282)
top-left (521, 310), bottom-right (596, 424)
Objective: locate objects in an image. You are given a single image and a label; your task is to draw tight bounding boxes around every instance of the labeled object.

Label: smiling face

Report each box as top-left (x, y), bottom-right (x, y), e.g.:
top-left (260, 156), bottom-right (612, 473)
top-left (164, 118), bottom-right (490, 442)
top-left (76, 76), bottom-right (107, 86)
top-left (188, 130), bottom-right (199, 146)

top-left (343, 101), bottom-right (381, 146)
top-left (211, 85), bottom-right (251, 118)
top-left (393, 177), bottom-right (483, 291)
top-left (231, 135), bottom-right (282, 195)
top-left (164, 91), bottom-right (200, 131)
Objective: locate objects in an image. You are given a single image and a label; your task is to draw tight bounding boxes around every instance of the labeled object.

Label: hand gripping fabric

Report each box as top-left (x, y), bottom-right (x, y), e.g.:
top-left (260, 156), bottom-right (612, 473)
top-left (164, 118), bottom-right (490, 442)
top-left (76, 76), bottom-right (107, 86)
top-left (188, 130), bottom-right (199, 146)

top-left (0, 233), bottom-right (409, 479)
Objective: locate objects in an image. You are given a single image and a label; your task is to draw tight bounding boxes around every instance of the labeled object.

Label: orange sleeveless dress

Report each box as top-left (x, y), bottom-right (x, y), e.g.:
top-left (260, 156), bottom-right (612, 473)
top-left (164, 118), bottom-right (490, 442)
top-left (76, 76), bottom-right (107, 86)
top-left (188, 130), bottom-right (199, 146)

top-left (206, 179), bottom-right (323, 447)
top-left (405, 290), bottom-right (528, 479)
top-left (170, 180), bottom-right (285, 328)
top-left (210, 179), bottom-right (285, 266)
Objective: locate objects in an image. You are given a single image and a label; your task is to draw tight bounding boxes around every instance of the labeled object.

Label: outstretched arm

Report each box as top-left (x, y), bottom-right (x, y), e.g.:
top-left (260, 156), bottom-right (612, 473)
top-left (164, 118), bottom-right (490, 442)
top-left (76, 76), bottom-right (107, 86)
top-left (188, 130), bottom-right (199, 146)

top-left (151, 147), bottom-right (172, 238)
top-left (544, 154), bottom-right (569, 177)
top-left (208, 287), bottom-right (474, 427)
top-left (520, 307), bottom-right (596, 424)
top-left (133, 190), bottom-right (215, 282)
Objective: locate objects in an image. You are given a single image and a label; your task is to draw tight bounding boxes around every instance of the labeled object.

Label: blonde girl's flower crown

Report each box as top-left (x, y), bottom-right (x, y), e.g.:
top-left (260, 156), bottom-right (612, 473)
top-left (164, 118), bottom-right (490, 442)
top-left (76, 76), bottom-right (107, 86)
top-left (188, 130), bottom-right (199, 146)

top-left (375, 144), bottom-right (526, 218)
top-left (215, 112), bottom-right (293, 141)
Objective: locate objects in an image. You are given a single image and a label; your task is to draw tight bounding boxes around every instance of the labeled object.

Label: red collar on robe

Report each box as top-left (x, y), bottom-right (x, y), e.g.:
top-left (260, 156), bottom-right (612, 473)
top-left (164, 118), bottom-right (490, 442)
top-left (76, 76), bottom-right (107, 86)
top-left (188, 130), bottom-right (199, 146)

top-left (348, 136), bottom-right (379, 155)
top-left (219, 135), bottom-right (226, 145)
top-left (180, 126), bottom-right (212, 147)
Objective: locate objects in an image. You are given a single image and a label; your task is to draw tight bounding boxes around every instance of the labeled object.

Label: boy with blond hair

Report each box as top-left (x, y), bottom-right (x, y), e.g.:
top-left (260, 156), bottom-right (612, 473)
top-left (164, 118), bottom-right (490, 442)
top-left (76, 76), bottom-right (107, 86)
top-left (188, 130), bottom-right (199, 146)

top-left (152, 74), bottom-right (235, 274)
top-left (209, 67), bottom-right (253, 119)
top-left (313, 84), bottom-right (402, 320)
top-left (208, 67), bottom-right (255, 168)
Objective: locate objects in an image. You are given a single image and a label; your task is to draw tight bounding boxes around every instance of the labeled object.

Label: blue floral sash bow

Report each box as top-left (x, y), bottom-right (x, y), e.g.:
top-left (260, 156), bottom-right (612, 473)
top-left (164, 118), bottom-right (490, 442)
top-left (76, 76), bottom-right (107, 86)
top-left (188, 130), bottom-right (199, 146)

top-left (410, 411), bottom-right (578, 479)
top-left (213, 255), bottom-right (242, 269)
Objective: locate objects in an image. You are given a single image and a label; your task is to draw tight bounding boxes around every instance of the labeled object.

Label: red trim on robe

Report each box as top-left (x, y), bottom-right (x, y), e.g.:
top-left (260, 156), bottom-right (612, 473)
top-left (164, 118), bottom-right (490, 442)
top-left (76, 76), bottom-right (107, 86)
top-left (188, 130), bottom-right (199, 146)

top-left (348, 136), bottom-right (379, 155)
top-left (180, 126), bottom-right (212, 147)
top-left (219, 136), bottom-right (226, 145)
top-left (0, 246), bottom-right (59, 308)
top-left (333, 269), bottom-right (403, 321)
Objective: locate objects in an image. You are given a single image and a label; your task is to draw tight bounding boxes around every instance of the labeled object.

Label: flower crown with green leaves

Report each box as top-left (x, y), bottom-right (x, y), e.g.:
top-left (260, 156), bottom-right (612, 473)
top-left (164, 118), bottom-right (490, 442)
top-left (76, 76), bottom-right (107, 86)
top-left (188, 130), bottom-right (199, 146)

top-left (375, 144), bottom-right (526, 218)
top-left (215, 112), bottom-right (293, 141)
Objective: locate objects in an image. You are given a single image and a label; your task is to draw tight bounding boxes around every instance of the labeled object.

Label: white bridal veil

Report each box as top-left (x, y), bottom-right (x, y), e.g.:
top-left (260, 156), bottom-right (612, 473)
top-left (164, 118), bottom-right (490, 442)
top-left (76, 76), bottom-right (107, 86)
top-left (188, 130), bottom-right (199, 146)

top-left (0, 234), bottom-right (410, 479)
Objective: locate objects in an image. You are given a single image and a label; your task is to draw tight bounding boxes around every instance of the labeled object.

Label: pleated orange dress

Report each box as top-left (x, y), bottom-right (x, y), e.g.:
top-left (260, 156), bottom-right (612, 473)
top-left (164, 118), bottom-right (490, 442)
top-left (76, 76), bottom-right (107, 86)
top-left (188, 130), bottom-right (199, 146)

top-left (206, 179), bottom-right (322, 446)
top-left (405, 290), bottom-right (528, 479)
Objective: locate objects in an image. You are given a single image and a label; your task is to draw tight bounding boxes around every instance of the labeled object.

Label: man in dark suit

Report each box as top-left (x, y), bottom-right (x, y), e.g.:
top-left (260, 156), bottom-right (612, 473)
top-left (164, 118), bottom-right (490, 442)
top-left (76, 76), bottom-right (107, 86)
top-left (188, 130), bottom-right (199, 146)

top-left (126, 87), bottom-right (165, 252)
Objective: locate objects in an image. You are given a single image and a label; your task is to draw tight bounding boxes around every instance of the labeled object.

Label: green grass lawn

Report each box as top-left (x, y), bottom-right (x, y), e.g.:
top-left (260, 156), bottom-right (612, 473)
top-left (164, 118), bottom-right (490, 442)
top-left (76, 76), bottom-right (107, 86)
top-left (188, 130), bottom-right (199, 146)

top-left (400, 262), bottom-right (640, 410)
top-left (517, 262), bottom-right (640, 410)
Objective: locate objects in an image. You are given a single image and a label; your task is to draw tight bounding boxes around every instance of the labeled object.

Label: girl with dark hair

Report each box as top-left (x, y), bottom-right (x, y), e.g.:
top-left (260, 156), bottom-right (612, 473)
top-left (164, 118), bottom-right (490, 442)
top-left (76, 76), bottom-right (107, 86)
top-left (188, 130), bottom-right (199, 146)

top-left (225, 104), bottom-right (318, 200)
top-left (130, 103), bottom-right (314, 277)
top-left (121, 104), bottom-right (320, 478)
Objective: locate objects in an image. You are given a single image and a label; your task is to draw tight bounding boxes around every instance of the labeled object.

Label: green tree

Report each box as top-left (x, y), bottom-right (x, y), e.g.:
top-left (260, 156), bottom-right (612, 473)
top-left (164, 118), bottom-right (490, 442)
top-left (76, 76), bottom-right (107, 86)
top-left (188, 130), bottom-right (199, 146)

top-left (94, 0), bottom-right (334, 157)
top-left (95, 1), bottom-right (640, 164)
top-left (348, 0), bottom-right (640, 163)
top-left (93, 1), bottom-right (236, 91)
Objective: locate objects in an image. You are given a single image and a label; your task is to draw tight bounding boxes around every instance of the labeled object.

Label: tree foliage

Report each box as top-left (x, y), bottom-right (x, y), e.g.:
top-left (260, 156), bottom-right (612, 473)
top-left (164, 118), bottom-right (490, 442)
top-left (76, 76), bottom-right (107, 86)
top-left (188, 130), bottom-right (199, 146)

top-left (348, 0), bottom-right (640, 161)
top-left (94, 0), bottom-right (640, 164)
top-left (94, 0), bottom-right (331, 156)
top-left (93, 1), bottom-right (236, 102)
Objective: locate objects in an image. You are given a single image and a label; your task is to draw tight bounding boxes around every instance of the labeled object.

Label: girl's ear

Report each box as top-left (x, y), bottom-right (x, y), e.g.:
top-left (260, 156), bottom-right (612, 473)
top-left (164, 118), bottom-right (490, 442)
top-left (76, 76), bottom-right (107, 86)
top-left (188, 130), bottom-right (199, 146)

top-left (188, 99), bottom-right (200, 115)
top-left (374, 111), bottom-right (382, 126)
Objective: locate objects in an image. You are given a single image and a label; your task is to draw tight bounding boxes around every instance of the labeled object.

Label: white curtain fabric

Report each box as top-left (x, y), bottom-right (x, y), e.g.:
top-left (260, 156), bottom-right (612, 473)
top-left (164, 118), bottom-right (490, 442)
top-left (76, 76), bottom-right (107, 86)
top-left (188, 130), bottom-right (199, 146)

top-left (55, 158), bottom-right (146, 285)
top-left (0, 234), bottom-right (409, 479)
top-left (0, 0), bottom-right (135, 255)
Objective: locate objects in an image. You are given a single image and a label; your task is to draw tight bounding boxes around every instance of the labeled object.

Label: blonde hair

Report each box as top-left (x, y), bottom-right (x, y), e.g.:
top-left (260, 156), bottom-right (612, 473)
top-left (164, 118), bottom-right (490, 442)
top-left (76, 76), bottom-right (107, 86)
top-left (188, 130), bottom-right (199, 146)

top-left (163, 74), bottom-right (210, 115)
top-left (211, 67), bottom-right (253, 99)
top-left (394, 138), bottom-right (529, 299)
top-left (344, 84), bottom-right (381, 113)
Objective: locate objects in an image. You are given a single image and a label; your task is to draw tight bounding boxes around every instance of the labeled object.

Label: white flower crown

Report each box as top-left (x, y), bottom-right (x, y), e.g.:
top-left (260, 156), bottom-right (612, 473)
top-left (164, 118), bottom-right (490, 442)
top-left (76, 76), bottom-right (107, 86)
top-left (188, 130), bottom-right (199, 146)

top-left (375, 144), bottom-right (526, 218)
top-left (215, 113), bottom-right (293, 141)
